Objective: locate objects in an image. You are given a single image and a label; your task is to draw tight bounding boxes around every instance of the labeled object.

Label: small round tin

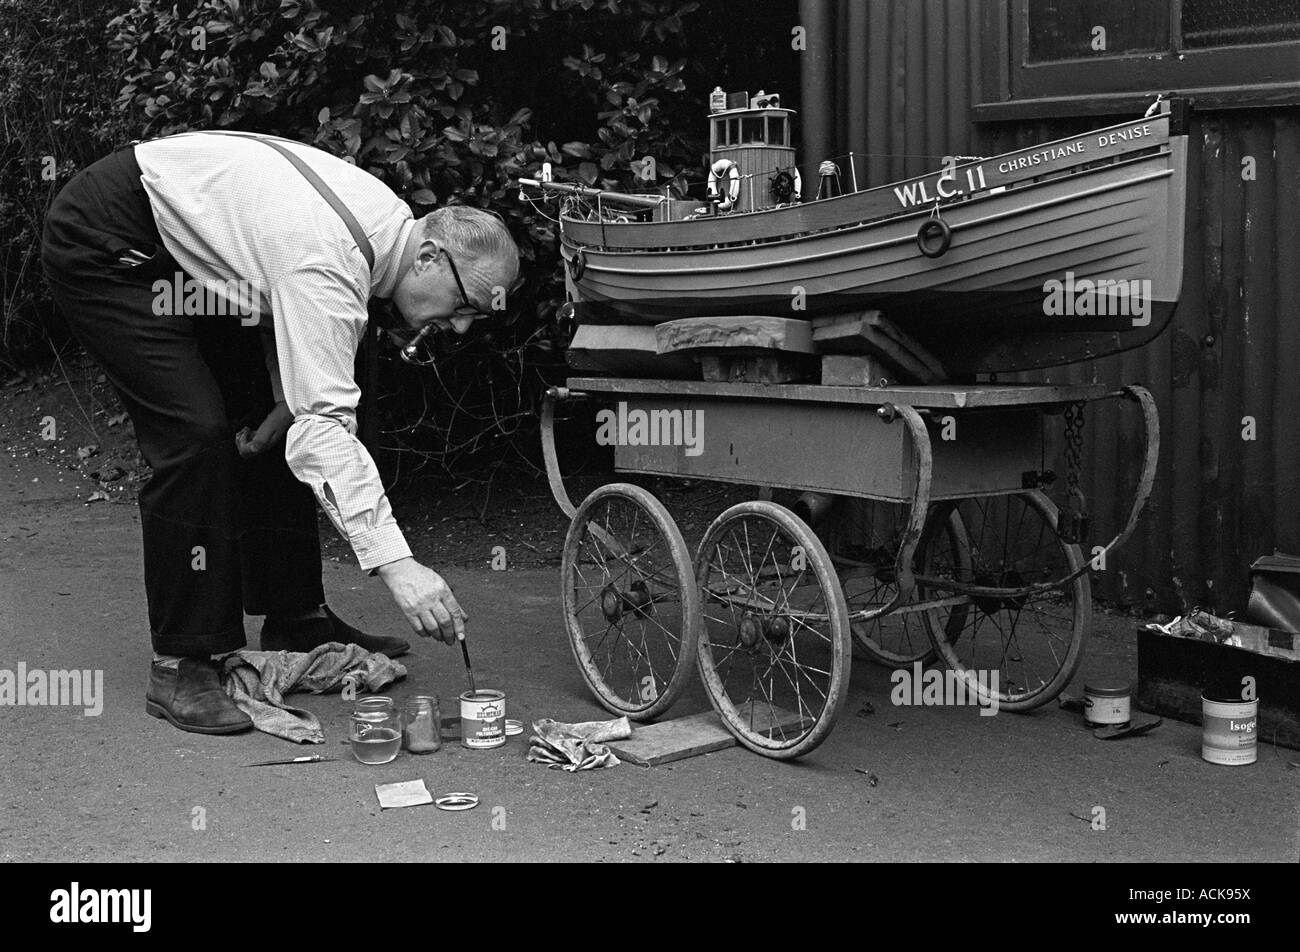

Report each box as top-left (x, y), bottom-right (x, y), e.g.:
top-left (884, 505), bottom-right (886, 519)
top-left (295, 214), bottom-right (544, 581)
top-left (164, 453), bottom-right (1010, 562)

top-left (1083, 680), bottom-right (1131, 726)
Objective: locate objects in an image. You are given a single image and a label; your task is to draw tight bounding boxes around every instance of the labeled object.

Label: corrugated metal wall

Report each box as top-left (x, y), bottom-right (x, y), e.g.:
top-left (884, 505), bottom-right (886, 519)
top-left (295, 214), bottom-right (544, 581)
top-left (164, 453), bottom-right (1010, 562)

top-left (799, 0), bottom-right (1300, 613)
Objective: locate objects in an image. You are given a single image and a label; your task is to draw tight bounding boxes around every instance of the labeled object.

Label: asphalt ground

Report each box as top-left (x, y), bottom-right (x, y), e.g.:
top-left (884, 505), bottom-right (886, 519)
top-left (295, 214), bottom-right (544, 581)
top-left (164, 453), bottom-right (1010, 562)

top-left (3, 445), bottom-right (1298, 864)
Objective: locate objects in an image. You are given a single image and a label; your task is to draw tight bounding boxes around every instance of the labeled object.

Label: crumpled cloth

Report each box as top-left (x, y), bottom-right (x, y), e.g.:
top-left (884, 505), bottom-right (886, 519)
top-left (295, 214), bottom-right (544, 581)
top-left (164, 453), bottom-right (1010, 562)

top-left (1145, 609), bottom-right (1239, 645)
top-left (220, 642), bottom-right (406, 743)
top-left (527, 716), bottom-right (631, 771)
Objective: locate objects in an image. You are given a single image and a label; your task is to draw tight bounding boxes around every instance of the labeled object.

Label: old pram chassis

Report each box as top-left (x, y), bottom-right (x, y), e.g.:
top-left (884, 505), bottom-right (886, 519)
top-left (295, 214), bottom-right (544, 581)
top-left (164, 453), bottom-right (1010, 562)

top-left (540, 376), bottom-right (1159, 759)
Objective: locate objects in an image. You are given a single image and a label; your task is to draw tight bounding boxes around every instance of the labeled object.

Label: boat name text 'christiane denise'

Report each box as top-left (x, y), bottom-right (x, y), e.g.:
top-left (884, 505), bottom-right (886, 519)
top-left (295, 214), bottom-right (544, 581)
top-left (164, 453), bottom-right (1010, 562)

top-left (892, 123), bottom-right (1153, 210)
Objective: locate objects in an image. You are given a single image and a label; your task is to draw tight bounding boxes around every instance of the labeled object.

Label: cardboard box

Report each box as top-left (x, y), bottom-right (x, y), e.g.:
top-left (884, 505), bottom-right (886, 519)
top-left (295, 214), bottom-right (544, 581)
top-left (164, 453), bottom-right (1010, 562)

top-left (1137, 626), bottom-right (1300, 752)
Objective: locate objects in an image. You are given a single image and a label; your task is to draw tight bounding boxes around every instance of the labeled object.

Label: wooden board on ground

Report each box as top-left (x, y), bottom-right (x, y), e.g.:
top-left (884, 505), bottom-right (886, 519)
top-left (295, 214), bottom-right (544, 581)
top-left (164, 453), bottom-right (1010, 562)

top-left (733, 700), bottom-right (814, 737)
top-left (655, 315), bottom-right (816, 355)
top-left (606, 705), bottom-right (809, 765)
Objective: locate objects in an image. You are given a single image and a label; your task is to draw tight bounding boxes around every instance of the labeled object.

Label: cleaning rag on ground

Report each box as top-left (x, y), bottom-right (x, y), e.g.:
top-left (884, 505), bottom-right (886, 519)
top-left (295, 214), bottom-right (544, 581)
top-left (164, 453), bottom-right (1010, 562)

top-left (221, 642), bottom-right (406, 743)
top-left (528, 716), bottom-right (631, 770)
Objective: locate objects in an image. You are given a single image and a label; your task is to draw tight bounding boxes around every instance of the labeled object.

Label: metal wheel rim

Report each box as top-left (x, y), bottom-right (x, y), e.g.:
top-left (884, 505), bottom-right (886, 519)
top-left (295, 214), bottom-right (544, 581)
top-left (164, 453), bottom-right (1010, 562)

top-left (833, 501), bottom-right (971, 667)
top-left (921, 491), bottom-right (1089, 711)
top-left (695, 501), bottom-right (850, 757)
top-left (561, 483), bottom-right (699, 720)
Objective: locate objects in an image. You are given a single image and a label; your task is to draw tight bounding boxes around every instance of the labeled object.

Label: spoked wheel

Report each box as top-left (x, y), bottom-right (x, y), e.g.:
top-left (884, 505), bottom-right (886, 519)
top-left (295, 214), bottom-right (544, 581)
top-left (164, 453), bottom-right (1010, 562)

top-left (695, 501), bottom-right (851, 759)
top-left (829, 499), bottom-right (971, 667)
top-left (919, 491), bottom-right (1090, 712)
top-left (560, 483), bottom-right (700, 721)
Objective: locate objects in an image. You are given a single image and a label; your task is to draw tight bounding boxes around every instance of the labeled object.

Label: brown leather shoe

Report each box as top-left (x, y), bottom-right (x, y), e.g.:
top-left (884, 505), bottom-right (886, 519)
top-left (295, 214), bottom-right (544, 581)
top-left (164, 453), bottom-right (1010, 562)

top-left (261, 605), bottom-right (409, 658)
top-left (145, 658), bottom-right (252, 734)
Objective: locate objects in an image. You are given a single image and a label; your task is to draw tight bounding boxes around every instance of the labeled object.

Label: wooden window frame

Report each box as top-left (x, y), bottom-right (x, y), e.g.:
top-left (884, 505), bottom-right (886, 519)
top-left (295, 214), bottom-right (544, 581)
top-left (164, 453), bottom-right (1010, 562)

top-left (974, 0), bottom-right (1300, 121)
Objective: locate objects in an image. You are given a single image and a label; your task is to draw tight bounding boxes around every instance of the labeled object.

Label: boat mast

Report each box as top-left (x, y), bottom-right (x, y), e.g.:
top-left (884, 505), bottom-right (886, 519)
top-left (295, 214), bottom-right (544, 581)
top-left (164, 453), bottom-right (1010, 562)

top-left (516, 178), bottom-right (667, 210)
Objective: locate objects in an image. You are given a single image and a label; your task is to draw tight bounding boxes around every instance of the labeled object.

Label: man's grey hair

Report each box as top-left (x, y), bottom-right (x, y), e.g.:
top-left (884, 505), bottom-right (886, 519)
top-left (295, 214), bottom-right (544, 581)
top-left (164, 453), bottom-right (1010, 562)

top-left (418, 205), bottom-right (521, 292)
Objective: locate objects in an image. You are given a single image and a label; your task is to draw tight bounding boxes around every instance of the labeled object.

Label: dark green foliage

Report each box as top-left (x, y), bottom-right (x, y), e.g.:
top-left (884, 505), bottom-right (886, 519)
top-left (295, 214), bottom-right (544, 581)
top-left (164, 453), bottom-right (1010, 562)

top-left (1, 0), bottom-right (134, 369)
top-left (3, 0), bottom-right (800, 477)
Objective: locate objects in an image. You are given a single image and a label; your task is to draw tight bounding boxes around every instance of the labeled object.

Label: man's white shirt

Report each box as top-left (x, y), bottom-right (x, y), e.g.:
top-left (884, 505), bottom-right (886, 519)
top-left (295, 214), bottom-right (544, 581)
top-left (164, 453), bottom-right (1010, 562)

top-left (135, 131), bottom-right (418, 571)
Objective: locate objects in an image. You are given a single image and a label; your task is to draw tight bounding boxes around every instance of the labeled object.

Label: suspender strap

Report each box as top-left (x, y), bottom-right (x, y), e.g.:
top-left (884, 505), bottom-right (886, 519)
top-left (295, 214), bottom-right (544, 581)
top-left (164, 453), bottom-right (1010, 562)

top-left (224, 133), bottom-right (375, 270)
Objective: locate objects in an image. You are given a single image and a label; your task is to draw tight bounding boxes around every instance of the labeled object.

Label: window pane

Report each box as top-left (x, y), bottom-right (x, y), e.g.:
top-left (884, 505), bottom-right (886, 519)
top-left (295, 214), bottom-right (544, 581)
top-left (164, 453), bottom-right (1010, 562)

top-left (1027, 0), bottom-right (1170, 62)
top-left (1182, 0), bottom-right (1300, 47)
top-left (728, 118), bottom-right (739, 144)
top-left (742, 117), bottom-right (765, 143)
top-left (715, 120), bottom-right (729, 145)
top-left (768, 117), bottom-right (786, 145)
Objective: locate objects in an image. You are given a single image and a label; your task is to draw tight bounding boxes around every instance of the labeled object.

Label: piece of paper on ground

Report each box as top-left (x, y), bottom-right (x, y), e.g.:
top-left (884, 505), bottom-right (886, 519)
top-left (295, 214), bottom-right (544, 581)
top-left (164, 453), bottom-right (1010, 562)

top-left (375, 779), bottom-right (433, 809)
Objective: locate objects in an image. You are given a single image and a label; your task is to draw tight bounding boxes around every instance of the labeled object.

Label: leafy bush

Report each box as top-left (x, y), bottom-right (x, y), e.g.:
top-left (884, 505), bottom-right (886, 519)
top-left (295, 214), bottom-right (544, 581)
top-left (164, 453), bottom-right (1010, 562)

top-left (4, 0), bottom-right (800, 479)
top-left (0, 0), bottom-right (133, 369)
top-left (105, 0), bottom-right (724, 481)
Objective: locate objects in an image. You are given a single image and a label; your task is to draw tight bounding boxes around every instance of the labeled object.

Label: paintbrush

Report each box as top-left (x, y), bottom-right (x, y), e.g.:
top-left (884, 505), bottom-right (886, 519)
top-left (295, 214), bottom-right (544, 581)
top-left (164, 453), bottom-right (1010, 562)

top-left (459, 635), bottom-right (477, 695)
top-left (242, 754), bottom-right (334, 767)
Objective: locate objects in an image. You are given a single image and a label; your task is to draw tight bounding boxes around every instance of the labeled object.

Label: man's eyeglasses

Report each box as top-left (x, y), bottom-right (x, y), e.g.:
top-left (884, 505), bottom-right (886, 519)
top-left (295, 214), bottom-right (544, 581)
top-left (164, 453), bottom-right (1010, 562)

top-left (443, 249), bottom-right (494, 322)
top-left (399, 249), bottom-right (490, 366)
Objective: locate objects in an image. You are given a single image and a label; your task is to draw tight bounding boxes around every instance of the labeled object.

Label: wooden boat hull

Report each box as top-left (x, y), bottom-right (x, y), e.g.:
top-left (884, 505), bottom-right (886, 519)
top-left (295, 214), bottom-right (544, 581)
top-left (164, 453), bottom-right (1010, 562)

top-left (560, 115), bottom-right (1186, 375)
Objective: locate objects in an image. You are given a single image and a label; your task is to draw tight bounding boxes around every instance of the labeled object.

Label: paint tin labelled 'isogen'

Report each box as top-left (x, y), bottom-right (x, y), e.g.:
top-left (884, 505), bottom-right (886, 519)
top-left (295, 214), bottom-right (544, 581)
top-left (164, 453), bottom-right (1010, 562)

top-left (1083, 681), bottom-right (1130, 726)
top-left (460, 690), bottom-right (506, 749)
top-left (1201, 695), bottom-right (1257, 765)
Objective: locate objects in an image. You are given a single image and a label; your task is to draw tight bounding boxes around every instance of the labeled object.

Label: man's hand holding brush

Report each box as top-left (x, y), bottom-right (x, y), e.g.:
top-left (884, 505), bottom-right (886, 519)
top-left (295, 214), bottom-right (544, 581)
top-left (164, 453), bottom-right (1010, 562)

top-left (376, 557), bottom-right (467, 645)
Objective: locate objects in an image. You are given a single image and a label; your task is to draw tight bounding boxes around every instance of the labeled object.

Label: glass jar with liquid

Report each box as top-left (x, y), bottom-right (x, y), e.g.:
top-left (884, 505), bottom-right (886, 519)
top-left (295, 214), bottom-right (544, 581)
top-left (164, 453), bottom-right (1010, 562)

top-left (350, 696), bottom-right (401, 764)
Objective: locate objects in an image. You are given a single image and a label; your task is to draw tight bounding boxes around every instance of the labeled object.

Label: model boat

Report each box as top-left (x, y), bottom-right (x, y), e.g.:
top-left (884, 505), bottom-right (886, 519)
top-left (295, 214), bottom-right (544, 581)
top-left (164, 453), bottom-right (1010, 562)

top-left (519, 93), bottom-right (1187, 376)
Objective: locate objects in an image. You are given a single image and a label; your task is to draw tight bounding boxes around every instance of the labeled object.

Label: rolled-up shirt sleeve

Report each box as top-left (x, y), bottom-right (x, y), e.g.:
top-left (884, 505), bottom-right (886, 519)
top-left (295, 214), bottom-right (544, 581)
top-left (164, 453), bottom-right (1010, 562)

top-left (270, 262), bottom-right (412, 572)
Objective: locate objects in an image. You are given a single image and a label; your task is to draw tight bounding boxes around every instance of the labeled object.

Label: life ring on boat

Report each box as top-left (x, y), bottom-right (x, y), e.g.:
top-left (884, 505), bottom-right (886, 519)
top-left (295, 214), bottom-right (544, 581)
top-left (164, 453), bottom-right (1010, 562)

top-left (916, 218), bottom-right (952, 258)
top-left (567, 247), bottom-right (587, 281)
top-left (708, 159), bottom-right (741, 211)
top-left (770, 168), bottom-right (802, 203)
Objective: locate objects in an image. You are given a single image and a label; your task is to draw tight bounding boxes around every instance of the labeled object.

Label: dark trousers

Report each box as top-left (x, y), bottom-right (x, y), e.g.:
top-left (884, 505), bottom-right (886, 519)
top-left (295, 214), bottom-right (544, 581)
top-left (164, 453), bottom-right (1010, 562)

top-left (41, 146), bottom-right (325, 655)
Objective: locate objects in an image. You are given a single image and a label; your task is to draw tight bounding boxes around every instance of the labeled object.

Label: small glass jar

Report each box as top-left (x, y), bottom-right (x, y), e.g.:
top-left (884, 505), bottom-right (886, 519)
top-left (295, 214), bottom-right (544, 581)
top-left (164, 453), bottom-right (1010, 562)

top-left (354, 696), bottom-right (395, 720)
top-left (349, 707), bottom-right (401, 764)
top-left (403, 696), bottom-right (441, 754)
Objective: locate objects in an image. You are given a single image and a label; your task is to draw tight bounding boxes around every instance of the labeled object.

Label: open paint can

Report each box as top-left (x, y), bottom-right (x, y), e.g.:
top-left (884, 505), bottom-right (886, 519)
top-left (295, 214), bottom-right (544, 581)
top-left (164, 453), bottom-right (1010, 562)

top-left (1201, 695), bottom-right (1257, 765)
top-left (460, 690), bottom-right (507, 749)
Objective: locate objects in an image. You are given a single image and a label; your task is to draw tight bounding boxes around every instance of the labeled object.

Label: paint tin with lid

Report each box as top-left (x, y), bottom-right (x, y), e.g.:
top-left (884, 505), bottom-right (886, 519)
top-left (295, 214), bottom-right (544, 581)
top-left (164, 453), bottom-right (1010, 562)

top-left (460, 690), bottom-right (506, 749)
top-left (1201, 695), bottom-right (1257, 765)
top-left (1083, 681), bottom-right (1131, 726)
